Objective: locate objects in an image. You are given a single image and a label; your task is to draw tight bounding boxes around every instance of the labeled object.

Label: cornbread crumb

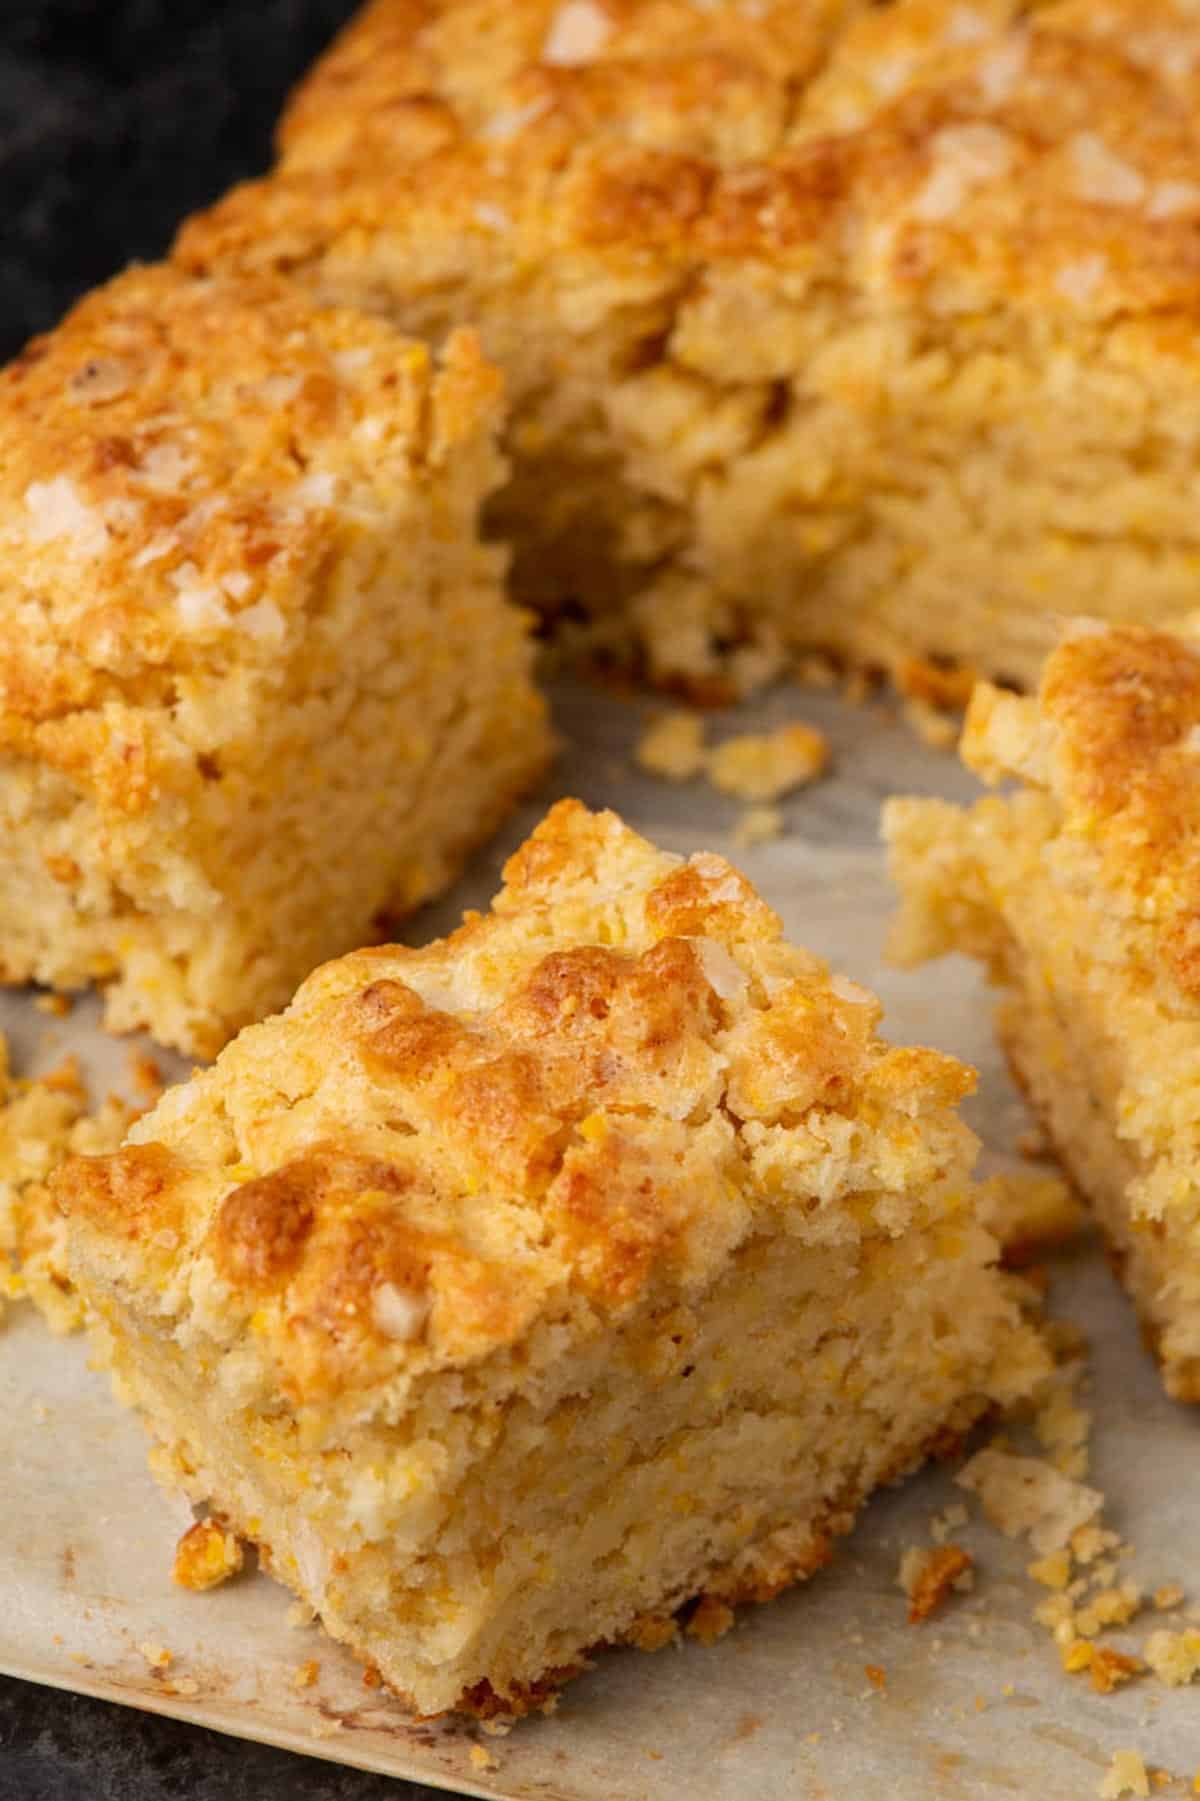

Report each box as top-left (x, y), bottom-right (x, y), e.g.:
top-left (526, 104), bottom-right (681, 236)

top-left (707, 726), bottom-right (828, 803)
top-left (903, 700), bottom-right (959, 752)
top-left (0, 1034), bottom-right (135, 1332)
top-left (863, 1665), bottom-right (887, 1692)
top-left (635, 711), bottom-right (707, 782)
top-left (311, 1717), bottom-right (343, 1740)
top-left (286, 1601), bottom-right (317, 1630)
top-left (56, 800), bottom-right (1049, 1717)
top-left (1100, 1749), bottom-right (1150, 1799)
top-left (1154, 1586), bottom-right (1185, 1612)
top-left (1143, 1629), bottom-right (1200, 1688)
top-left (165, 1675), bottom-right (199, 1697)
top-left (957, 1448), bottom-right (1102, 1555)
top-left (172, 1519), bottom-right (244, 1592)
top-left (1029, 1551), bottom-right (1072, 1592)
top-left (930, 1503), bottom-right (969, 1545)
top-left (139, 1643), bottom-right (172, 1672)
top-left (33, 994), bottom-right (71, 1019)
top-left (686, 1599), bottom-right (735, 1647)
top-left (1076, 1587), bottom-right (1142, 1638)
top-left (292, 1660), bottom-right (320, 1689)
top-left (899, 1545), bottom-right (974, 1624)
top-left (469, 1745), bottom-right (500, 1774)
top-left (732, 806), bottom-right (784, 850)
top-left (977, 1174), bottom-right (1088, 1269)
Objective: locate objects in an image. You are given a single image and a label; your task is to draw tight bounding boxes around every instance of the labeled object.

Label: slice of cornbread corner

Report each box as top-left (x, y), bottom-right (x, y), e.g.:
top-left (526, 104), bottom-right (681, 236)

top-left (885, 621), bottom-right (1200, 1400)
top-left (0, 260), bottom-right (550, 1058)
top-left (54, 799), bottom-right (1048, 1717)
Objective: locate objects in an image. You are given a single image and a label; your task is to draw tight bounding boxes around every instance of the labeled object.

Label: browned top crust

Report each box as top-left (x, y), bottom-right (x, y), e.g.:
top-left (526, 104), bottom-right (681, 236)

top-left (963, 623), bottom-right (1200, 1004)
top-left (56, 801), bottom-right (975, 1417)
top-left (0, 261), bottom-right (501, 809)
top-left (178, 0), bottom-right (1200, 337)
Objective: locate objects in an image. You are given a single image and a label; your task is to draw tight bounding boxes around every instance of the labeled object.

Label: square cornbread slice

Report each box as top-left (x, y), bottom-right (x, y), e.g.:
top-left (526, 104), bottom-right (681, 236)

top-left (887, 624), bottom-right (1200, 1401)
top-left (178, 0), bottom-right (1200, 699)
top-left (0, 262), bottom-right (549, 1056)
top-left (55, 799), bottom-right (1048, 1716)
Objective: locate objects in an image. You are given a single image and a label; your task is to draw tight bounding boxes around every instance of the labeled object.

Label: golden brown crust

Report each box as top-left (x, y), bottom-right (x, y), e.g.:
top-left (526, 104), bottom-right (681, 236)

top-left (964, 624), bottom-right (1200, 1004)
top-left (0, 261), bottom-right (500, 810)
top-left (55, 800), bottom-right (978, 1409)
top-left (178, 0), bottom-right (1200, 335)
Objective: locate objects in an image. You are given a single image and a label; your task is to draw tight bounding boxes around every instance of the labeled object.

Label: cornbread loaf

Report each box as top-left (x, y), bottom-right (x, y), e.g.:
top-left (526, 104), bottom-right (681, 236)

top-left (887, 624), bottom-right (1200, 1401)
top-left (55, 799), bottom-right (1048, 1716)
top-left (178, 0), bottom-right (1200, 698)
top-left (0, 261), bottom-right (550, 1056)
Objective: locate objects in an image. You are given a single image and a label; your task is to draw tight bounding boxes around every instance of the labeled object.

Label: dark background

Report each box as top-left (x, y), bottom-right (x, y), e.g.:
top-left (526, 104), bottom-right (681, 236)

top-left (0, 4), bottom-right (461, 1796)
top-left (0, 0), bottom-right (358, 359)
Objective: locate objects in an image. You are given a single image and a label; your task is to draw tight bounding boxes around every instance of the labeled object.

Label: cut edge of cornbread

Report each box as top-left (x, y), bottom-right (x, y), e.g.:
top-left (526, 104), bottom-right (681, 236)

top-left (55, 799), bottom-right (1049, 1716)
top-left (886, 622), bottom-right (1200, 1401)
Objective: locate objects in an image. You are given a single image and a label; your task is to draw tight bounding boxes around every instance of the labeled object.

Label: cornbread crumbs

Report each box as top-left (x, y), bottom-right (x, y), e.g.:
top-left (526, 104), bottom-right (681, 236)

top-left (707, 725), bottom-right (829, 803)
top-left (930, 1503), bottom-right (969, 1545)
top-left (0, 1034), bottom-right (135, 1332)
top-left (139, 1643), bottom-right (172, 1671)
top-left (172, 1519), bottom-right (245, 1592)
top-left (687, 1599), bottom-right (735, 1647)
top-left (1099, 1749), bottom-right (1150, 1798)
top-left (863, 1665), bottom-right (887, 1692)
top-left (469, 1745), bottom-right (500, 1774)
top-left (1154, 1586), bottom-right (1185, 1612)
top-left (635, 711), bottom-right (707, 781)
top-left (898, 1545), bottom-right (974, 1624)
top-left (975, 1173), bottom-right (1086, 1268)
top-left (1143, 1629), bottom-right (1200, 1688)
top-left (286, 1601), bottom-right (317, 1630)
top-left (33, 994), bottom-right (72, 1018)
top-left (732, 805), bottom-right (784, 850)
top-left (292, 1660), bottom-right (320, 1689)
top-left (1029, 1551), bottom-right (1072, 1591)
top-left (956, 1447), bottom-right (1102, 1555)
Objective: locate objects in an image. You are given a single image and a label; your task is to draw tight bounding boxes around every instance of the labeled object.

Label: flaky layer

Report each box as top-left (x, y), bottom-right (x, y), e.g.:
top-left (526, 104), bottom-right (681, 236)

top-left (84, 1199), bottom-right (1042, 1713)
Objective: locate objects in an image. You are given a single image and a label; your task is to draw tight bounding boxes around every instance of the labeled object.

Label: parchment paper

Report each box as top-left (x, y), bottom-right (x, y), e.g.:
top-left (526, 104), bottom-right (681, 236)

top-left (2, 680), bottom-right (1197, 1798)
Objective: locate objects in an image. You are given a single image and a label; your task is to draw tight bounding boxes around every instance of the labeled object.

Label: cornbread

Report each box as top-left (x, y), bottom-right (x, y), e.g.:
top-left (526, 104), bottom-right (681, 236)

top-left (54, 799), bottom-right (1048, 1718)
top-left (887, 623), bottom-right (1200, 1400)
top-left (0, 261), bottom-right (549, 1056)
top-left (178, 0), bottom-right (1200, 697)
top-left (0, 1038), bottom-right (134, 1332)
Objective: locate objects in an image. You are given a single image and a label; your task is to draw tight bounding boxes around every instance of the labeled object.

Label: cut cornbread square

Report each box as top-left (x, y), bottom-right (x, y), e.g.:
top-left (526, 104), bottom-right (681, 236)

top-left (54, 798), bottom-right (1048, 1717)
top-left (178, 0), bottom-right (1200, 700)
top-left (0, 261), bottom-right (550, 1057)
top-left (886, 622), bottom-right (1200, 1401)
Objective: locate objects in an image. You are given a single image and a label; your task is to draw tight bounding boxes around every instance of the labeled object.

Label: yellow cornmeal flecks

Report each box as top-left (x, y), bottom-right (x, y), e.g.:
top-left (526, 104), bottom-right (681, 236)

top-left (172, 1519), bottom-right (245, 1592)
top-left (1143, 1629), bottom-right (1200, 1688)
top-left (732, 806), bottom-right (784, 850)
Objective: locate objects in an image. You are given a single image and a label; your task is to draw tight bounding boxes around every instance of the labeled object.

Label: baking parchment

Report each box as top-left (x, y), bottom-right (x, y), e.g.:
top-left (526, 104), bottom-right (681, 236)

top-left (2, 678), bottom-right (1198, 1799)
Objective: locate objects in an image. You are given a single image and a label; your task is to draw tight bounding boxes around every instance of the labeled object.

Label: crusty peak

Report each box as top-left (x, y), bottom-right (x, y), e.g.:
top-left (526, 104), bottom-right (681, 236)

top-left (964, 623), bottom-right (1200, 1003)
top-left (0, 261), bottom-right (500, 804)
top-left (57, 802), bottom-right (973, 1410)
top-left (179, 0), bottom-right (1200, 332)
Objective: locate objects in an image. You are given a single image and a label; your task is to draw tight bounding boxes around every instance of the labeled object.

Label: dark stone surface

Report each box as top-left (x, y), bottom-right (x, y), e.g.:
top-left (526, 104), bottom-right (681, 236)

top-left (0, 0), bottom-right (359, 358)
top-left (0, 7), bottom-right (467, 1793)
top-left (0, 1675), bottom-right (450, 1800)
